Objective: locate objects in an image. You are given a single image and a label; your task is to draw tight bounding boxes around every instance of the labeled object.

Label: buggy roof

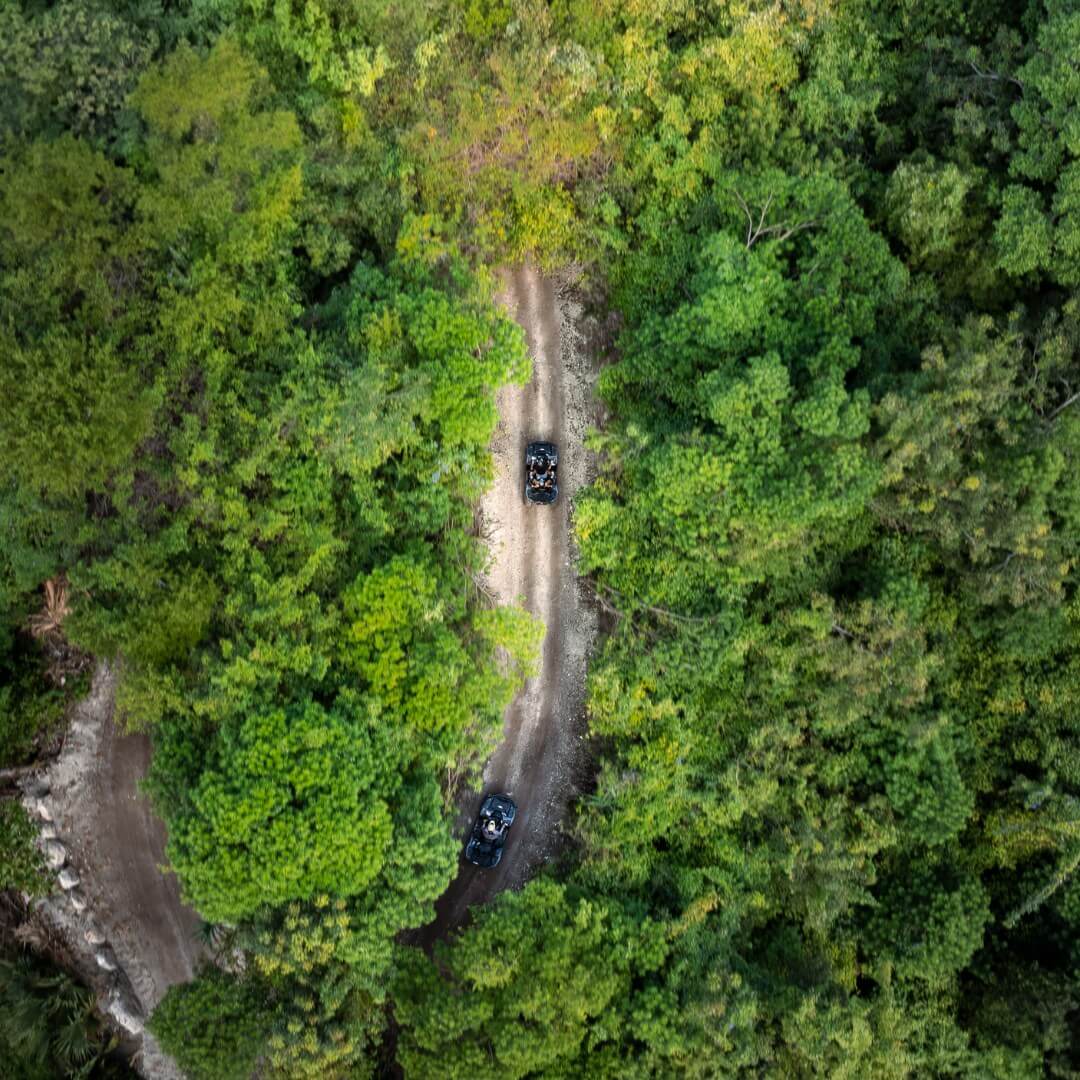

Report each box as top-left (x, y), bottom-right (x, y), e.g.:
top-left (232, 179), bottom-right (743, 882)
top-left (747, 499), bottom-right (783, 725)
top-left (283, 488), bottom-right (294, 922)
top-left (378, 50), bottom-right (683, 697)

top-left (526, 441), bottom-right (558, 464)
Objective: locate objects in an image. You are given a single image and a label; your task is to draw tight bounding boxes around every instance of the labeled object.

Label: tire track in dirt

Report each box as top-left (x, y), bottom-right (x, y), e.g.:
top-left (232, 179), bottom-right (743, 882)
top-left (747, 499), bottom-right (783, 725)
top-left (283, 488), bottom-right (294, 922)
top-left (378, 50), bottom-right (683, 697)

top-left (419, 265), bottom-right (597, 941)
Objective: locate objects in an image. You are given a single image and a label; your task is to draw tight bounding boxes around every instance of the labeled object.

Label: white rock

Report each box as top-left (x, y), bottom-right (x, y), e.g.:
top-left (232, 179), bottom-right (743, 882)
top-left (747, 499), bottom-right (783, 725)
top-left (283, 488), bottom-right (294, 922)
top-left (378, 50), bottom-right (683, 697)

top-left (39, 823), bottom-right (58, 841)
top-left (69, 890), bottom-right (88, 913)
top-left (95, 947), bottom-right (118, 972)
top-left (106, 989), bottom-right (144, 1036)
top-left (36, 799), bottom-right (53, 823)
top-left (84, 923), bottom-right (106, 947)
top-left (58, 867), bottom-right (80, 890)
top-left (44, 841), bottom-right (66, 870)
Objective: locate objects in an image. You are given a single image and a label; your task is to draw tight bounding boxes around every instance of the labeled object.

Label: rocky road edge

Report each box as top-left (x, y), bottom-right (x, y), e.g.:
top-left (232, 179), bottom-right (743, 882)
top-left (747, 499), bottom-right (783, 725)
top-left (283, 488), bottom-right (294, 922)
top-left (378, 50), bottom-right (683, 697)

top-left (19, 663), bottom-right (191, 1080)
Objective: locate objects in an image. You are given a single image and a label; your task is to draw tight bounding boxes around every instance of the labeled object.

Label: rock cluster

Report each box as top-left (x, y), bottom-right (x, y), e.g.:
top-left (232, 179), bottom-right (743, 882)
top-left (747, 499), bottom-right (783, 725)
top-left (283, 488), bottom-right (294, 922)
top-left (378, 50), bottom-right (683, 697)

top-left (21, 776), bottom-right (147, 1037)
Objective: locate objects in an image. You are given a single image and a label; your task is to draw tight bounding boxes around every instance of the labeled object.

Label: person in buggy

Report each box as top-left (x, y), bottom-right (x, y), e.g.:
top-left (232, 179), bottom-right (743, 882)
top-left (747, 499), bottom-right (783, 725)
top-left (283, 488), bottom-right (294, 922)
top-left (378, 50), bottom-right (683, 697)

top-left (525, 441), bottom-right (559, 504)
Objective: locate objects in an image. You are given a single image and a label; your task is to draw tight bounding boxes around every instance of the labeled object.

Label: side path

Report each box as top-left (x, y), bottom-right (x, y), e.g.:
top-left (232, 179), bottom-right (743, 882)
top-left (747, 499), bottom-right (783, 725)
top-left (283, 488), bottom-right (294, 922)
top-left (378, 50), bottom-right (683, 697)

top-left (420, 265), bottom-right (599, 940)
top-left (24, 662), bottom-right (203, 1079)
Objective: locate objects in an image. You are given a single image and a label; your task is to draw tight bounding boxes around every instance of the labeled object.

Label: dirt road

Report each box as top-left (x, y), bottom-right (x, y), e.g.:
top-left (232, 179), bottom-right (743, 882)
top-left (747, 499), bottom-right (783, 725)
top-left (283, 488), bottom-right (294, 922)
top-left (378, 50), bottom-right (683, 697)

top-left (92, 710), bottom-right (204, 1000)
top-left (30, 664), bottom-right (202, 1077)
top-left (422, 266), bottom-right (597, 938)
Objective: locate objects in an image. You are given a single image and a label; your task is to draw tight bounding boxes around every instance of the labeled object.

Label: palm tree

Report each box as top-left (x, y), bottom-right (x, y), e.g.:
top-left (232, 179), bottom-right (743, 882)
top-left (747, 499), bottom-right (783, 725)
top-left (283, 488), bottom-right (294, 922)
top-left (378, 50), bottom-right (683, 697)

top-left (0, 949), bottom-right (103, 1077)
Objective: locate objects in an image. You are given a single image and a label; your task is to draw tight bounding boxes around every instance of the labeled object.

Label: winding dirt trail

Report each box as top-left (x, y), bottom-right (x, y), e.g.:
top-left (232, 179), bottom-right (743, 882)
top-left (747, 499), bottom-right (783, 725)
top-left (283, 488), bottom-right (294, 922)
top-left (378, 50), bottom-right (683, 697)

top-left (421, 265), bottom-right (597, 939)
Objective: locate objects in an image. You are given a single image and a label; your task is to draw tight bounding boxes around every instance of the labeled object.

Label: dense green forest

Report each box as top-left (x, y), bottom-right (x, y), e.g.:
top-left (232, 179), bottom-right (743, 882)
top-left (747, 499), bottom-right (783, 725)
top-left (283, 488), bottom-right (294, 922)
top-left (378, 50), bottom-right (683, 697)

top-left (2, 0), bottom-right (1079, 1076)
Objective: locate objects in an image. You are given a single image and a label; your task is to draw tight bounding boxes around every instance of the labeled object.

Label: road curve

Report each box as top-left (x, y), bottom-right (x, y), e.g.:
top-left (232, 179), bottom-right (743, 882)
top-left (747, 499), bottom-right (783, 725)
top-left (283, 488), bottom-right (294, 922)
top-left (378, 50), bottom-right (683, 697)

top-left (420, 265), bottom-right (596, 939)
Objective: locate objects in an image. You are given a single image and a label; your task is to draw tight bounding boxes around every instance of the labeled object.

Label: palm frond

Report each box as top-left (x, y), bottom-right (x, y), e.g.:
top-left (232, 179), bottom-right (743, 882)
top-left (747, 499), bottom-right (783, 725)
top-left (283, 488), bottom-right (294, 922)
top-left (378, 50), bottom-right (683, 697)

top-left (27, 576), bottom-right (72, 639)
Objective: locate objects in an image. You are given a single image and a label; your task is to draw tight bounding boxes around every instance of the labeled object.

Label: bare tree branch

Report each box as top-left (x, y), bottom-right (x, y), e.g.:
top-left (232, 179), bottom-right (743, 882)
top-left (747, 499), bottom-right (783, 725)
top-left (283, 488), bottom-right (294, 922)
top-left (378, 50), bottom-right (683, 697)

top-left (755, 193), bottom-right (774, 243)
top-left (989, 551), bottom-right (1019, 574)
top-left (731, 188), bottom-right (755, 248)
top-left (729, 189), bottom-right (817, 248)
top-left (593, 582), bottom-right (719, 625)
top-left (1047, 390), bottom-right (1080, 424)
top-left (968, 60), bottom-right (1024, 92)
top-left (752, 219), bottom-right (818, 246)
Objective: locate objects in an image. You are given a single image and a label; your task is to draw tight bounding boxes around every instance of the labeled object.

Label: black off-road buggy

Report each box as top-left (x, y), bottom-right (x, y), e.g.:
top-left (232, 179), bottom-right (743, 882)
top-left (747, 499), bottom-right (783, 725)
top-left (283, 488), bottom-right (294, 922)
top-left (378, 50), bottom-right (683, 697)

top-left (525, 441), bottom-right (558, 504)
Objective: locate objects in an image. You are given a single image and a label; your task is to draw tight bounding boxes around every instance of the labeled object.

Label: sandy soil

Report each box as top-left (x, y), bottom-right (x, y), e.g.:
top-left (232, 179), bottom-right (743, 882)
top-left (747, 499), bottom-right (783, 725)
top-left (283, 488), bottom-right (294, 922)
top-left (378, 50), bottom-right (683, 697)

top-left (25, 663), bottom-right (203, 1078)
top-left (421, 265), bottom-right (598, 939)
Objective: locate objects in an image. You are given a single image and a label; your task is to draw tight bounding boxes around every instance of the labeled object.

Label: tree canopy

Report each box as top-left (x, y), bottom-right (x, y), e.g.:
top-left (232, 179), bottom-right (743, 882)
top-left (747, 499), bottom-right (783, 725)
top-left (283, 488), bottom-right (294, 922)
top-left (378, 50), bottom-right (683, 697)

top-left (1, 0), bottom-right (1079, 1076)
